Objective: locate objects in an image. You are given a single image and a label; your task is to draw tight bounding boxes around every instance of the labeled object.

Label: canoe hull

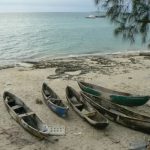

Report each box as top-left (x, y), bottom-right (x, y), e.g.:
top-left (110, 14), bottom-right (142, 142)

top-left (66, 86), bottom-right (109, 129)
top-left (3, 92), bottom-right (50, 139)
top-left (81, 92), bottom-right (150, 134)
top-left (110, 95), bottom-right (150, 106)
top-left (42, 83), bottom-right (69, 117)
top-left (45, 98), bottom-right (69, 117)
top-left (78, 81), bottom-right (150, 106)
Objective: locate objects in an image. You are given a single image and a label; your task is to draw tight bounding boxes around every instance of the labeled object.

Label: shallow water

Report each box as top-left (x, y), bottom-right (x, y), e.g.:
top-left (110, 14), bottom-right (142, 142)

top-left (0, 12), bottom-right (148, 64)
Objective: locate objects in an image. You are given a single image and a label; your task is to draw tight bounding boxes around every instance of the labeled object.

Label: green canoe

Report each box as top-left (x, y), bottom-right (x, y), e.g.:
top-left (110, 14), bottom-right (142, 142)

top-left (78, 81), bottom-right (150, 107)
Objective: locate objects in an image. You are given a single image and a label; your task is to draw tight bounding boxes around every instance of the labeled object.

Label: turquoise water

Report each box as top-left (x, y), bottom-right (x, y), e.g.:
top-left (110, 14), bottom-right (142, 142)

top-left (0, 12), bottom-right (148, 64)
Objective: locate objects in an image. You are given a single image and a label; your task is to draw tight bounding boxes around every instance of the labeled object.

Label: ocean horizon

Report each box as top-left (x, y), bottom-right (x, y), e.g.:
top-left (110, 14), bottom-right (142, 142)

top-left (0, 12), bottom-right (148, 65)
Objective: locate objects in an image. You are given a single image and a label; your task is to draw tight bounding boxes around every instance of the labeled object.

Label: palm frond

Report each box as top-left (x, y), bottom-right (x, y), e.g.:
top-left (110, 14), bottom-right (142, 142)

top-left (93, 0), bottom-right (150, 46)
top-left (94, 0), bottom-right (101, 5)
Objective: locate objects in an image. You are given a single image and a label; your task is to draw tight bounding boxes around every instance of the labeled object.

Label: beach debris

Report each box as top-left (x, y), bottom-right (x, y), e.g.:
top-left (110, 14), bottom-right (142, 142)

top-left (106, 135), bottom-right (120, 144)
top-left (26, 55), bottom-right (148, 81)
top-left (122, 70), bottom-right (130, 73)
top-left (48, 125), bottom-right (66, 136)
top-left (144, 56), bottom-right (150, 60)
top-left (129, 139), bottom-right (150, 150)
top-left (16, 62), bottom-right (34, 68)
top-left (47, 75), bottom-right (61, 80)
top-left (55, 68), bottom-right (65, 74)
top-left (91, 57), bottom-right (117, 66)
top-left (73, 132), bottom-right (82, 136)
top-left (112, 139), bottom-right (120, 144)
top-left (35, 98), bottom-right (43, 105)
top-left (44, 137), bottom-right (59, 144)
top-left (103, 131), bottom-right (109, 137)
top-left (139, 52), bottom-right (150, 56)
top-left (5, 82), bottom-right (12, 86)
top-left (110, 138), bottom-right (120, 144)
top-left (0, 65), bottom-right (14, 70)
top-left (22, 61), bottom-right (39, 65)
top-left (65, 70), bottom-right (81, 76)
top-left (129, 58), bottom-right (136, 64)
top-left (18, 69), bottom-right (26, 71)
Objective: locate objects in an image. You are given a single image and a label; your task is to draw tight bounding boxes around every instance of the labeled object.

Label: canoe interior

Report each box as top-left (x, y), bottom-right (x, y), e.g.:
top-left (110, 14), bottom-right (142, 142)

top-left (81, 92), bottom-right (150, 122)
top-left (42, 83), bottom-right (59, 99)
top-left (7, 95), bottom-right (30, 114)
top-left (42, 83), bottom-right (65, 107)
top-left (22, 114), bottom-right (45, 131)
top-left (48, 98), bottom-right (66, 107)
top-left (66, 86), bottom-right (107, 122)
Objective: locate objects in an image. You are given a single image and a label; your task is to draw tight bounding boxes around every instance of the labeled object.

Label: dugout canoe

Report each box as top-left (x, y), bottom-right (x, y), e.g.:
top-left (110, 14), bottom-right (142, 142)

top-left (78, 81), bottom-right (150, 106)
top-left (66, 86), bottom-right (109, 128)
top-left (81, 91), bottom-right (150, 134)
top-left (42, 83), bottom-right (69, 117)
top-left (3, 91), bottom-right (50, 139)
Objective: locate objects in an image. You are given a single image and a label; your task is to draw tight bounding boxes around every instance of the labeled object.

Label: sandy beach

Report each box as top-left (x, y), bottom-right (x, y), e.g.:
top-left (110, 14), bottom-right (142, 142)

top-left (0, 53), bottom-right (150, 150)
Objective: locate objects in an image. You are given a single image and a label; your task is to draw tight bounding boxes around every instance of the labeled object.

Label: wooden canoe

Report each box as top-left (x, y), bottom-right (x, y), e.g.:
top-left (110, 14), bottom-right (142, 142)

top-left (81, 91), bottom-right (150, 134)
top-left (66, 86), bottom-right (109, 128)
top-left (3, 91), bottom-right (50, 139)
top-left (42, 83), bottom-right (69, 117)
top-left (78, 81), bottom-right (150, 106)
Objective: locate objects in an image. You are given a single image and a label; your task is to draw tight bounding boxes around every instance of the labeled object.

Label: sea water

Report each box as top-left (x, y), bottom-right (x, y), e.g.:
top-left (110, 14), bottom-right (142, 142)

top-left (0, 12), bottom-right (148, 64)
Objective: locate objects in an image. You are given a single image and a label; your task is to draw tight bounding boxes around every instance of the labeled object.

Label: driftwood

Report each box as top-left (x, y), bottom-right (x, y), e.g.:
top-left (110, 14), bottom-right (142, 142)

top-left (139, 52), bottom-right (150, 56)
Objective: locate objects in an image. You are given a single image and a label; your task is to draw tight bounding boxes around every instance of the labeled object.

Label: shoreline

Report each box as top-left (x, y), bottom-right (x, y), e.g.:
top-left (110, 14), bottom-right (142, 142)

top-left (0, 52), bottom-right (150, 150)
top-left (1, 50), bottom-right (150, 69)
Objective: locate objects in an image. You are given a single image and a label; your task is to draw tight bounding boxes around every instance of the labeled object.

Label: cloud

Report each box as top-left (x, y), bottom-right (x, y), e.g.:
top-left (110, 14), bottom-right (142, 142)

top-left (0, 0), bottom-right (95, 12)
top-left (0, 0), bottom-right (93, 6)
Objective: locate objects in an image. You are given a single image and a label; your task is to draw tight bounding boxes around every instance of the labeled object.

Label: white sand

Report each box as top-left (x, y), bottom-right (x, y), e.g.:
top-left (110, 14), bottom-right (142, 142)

top-left (0, 54), bottom-right (150, 150)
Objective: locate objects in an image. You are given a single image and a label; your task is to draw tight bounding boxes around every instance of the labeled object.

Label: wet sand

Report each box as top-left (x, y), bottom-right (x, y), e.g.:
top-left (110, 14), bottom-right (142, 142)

top-left (0, 53), bottom-right (150, 150)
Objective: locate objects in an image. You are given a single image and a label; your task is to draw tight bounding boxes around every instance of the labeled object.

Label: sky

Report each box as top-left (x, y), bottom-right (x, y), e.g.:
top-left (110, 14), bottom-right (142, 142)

top-left (0, 0), bottom-right (96, 12)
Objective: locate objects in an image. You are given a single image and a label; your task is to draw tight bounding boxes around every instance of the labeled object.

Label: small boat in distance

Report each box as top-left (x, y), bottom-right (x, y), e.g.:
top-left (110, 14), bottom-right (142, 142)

top-left (42, 83), bottom-right (69, 117)
top-left (78, 81), bottom-right (150, 107)
top-left (66, 86), bottom-right (109, 128)
top-left (3, 91), bottom-right (50, 139)
top-left (86, 15), bottom-right (96, 19)
top-left (95, 15), bottom-right (106, 18)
